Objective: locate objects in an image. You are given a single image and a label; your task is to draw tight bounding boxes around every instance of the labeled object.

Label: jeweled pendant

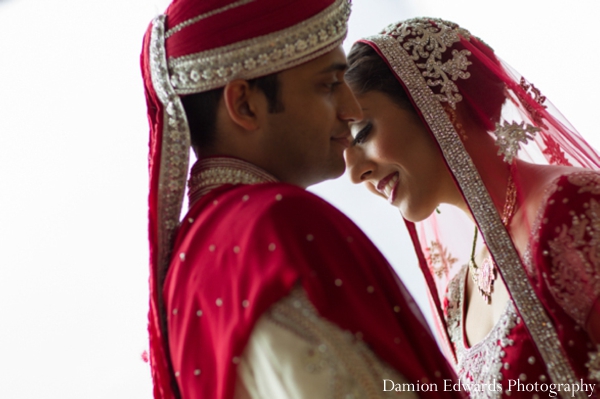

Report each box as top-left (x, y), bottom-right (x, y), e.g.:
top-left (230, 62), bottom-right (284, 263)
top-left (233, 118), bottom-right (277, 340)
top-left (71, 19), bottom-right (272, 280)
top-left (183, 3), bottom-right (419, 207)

top-left (477, 257), bottom-right (497, 304)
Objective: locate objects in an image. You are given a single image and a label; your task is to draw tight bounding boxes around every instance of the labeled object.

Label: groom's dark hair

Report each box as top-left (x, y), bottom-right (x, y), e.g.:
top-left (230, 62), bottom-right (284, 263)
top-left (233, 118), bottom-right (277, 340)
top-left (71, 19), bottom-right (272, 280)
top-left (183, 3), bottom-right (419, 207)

top-left (182, 73), bottom-right (284, 151)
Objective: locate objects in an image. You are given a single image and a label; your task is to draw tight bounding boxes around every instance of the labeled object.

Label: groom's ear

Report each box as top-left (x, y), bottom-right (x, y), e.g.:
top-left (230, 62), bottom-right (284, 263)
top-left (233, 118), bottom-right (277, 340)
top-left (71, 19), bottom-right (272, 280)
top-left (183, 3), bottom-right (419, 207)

top-left (223, 79), bottom-right (268, 132)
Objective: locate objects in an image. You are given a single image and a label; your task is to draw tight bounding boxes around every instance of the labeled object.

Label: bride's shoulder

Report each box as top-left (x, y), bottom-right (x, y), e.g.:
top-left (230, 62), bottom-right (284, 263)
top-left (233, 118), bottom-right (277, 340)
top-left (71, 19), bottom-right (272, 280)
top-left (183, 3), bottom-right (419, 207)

top-left (520, 163), bottom-right (598, 202)
top-left (528, 164), bottom-right (600, 199)
top-left (516, 164), bottom-right (598, 238)
top-left (525, 164), bottom-right (600, 236)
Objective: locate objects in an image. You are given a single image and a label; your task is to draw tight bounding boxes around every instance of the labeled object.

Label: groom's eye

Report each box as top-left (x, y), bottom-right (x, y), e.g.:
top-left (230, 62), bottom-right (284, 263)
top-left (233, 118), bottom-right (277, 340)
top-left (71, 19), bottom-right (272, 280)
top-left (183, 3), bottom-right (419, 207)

top-left (352, 122), bottom-right (373, 145)
top-left (322, 80), bottom-right (341, 92)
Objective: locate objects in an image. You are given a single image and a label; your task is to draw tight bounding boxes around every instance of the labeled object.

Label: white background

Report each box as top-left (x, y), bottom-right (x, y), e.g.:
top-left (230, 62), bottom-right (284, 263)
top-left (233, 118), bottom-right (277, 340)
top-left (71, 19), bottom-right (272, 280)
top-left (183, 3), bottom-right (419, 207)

top-left (1, 0), bottom-right (599, 397)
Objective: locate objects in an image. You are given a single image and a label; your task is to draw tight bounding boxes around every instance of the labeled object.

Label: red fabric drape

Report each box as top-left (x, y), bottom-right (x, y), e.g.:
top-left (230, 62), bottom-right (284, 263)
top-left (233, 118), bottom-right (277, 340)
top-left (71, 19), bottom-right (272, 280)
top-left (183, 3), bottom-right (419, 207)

top-left (165, 182), bottom-right (464, 398)
top-left (165, 0), bottom-right (333, 57)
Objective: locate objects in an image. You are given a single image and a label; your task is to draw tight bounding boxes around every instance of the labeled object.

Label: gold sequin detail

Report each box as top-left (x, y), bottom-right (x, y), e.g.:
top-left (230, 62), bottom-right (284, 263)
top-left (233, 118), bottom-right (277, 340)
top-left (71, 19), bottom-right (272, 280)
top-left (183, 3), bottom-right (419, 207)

top-left (426, 241), bottom-right (457, 279)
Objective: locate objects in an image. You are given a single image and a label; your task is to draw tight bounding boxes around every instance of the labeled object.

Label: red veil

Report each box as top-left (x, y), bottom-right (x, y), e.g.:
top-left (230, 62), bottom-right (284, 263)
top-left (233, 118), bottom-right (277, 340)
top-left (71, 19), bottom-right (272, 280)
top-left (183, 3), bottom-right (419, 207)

top-left (359, 18), bottom-right (600, 398)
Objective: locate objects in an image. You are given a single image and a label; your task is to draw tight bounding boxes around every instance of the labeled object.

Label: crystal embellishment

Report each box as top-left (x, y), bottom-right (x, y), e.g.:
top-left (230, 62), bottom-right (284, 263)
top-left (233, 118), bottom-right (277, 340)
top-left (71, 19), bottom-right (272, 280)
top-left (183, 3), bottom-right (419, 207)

top-left (379, 18), bottom-right (472, 109)
top-left (493, 121), bottom-right (541, 163)
top-left (187, 158), bottom-right (278, 206)
top-left (586, 345), bottom-right (600, 382)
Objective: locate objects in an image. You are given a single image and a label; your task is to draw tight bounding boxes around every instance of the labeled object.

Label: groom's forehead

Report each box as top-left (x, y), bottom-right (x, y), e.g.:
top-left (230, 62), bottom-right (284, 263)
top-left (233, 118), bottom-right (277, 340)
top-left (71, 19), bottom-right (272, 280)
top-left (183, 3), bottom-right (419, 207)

top-left (279, 47), bottom-right (348, 82)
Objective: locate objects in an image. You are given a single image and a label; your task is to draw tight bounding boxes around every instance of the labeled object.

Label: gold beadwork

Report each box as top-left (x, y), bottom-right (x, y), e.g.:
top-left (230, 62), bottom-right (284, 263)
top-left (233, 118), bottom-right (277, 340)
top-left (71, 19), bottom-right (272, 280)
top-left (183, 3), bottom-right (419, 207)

top-left (165, 0), bottom-right (254, 38)
top-left (426, 241), bottom-right (457, 279)
top-left (188, 158), bottom-right (278, 206)
top-left (545, 172), bottom-right (600, 327)
top-left (445, 266), bottom-right (519, 390)
top-left (379, 18), bottom-right (472, 110)
top-left (493, 121), bottom-right (541, 163)
top-left (167, 0), bottom-right (351, 95)
top-left (519, 76), bottom-right (548, 129)
top-left (586, 345), bottom-right (600, 382)
top-left (468, 168), bottom-right (517, 303)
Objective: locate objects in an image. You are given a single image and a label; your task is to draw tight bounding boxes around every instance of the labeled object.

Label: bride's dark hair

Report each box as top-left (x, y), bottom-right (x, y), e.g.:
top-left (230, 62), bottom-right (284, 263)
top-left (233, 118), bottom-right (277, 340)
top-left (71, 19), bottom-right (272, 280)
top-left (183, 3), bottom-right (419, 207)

top-left (346, 39), bottom-right (506, 133)
top-left (346, 42), bottom-right (413, 110)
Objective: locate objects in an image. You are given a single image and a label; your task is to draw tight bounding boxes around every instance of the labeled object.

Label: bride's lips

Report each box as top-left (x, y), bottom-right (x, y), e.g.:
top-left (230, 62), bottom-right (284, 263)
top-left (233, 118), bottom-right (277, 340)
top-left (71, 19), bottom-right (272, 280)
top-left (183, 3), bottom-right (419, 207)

top-left (376, 172), bottom-right (399, 203)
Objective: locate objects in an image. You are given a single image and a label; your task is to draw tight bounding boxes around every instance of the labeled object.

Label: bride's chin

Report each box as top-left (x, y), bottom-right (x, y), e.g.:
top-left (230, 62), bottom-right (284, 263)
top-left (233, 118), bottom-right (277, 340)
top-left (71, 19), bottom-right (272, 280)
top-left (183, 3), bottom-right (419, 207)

top-left (399, 204), bottom-right (434, 223)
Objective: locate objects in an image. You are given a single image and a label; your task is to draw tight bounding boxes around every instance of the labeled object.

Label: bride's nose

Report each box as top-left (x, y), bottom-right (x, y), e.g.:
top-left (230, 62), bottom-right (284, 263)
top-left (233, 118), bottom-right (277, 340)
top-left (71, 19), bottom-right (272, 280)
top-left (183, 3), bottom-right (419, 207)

top-left (344, 147), bottom-right (373, 184)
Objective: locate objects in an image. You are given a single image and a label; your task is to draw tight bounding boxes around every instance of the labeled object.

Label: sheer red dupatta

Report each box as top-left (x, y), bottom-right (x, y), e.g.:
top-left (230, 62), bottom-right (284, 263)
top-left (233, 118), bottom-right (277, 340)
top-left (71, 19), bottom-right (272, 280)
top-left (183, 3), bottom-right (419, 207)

top-left (359, 18), bottom-right (600, 393)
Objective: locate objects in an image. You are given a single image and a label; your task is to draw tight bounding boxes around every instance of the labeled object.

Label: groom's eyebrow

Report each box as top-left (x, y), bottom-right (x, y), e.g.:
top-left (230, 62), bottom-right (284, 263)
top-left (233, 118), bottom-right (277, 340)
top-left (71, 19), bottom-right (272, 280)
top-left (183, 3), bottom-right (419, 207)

top-left (318, 62), bottom-right (348, 74)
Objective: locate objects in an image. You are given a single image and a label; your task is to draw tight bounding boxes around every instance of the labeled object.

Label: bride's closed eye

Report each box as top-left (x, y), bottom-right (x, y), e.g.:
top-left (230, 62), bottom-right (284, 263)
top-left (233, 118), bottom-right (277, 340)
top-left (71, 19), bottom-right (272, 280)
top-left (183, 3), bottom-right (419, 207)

top-left (352, 122), bottom-right (373, 145)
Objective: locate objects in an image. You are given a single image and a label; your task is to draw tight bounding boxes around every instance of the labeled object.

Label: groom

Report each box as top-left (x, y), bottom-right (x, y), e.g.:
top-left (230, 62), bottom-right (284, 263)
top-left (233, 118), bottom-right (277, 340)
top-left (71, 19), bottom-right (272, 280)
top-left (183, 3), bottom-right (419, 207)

top-left (141, 0), bottom-right (462, 398)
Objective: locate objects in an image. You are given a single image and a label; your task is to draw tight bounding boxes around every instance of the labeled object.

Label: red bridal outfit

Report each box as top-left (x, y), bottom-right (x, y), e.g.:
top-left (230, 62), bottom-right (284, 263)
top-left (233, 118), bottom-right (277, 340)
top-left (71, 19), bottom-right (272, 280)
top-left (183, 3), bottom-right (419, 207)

top-left (140, 2), bottom-right (462, 398)
top-left (360, 18), bottom-right (600, 399)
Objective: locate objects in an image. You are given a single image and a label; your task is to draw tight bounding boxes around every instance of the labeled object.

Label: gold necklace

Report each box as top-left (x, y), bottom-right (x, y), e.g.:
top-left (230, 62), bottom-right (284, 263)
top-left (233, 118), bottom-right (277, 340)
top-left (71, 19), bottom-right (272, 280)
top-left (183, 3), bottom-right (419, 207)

top-left (468, 170), bottom-right (517, 304)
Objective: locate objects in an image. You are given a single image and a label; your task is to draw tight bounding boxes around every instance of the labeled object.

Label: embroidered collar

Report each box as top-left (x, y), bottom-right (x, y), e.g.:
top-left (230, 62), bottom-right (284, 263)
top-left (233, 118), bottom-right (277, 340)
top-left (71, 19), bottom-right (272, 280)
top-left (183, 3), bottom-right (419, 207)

top-left (187, 157), bottom-right (278, 206)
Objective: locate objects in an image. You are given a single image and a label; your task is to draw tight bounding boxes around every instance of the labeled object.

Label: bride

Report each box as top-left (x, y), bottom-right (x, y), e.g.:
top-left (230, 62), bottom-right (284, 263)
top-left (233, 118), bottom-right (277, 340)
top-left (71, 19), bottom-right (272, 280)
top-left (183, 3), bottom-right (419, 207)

top-left (344, 17), bottom-right (600, 398)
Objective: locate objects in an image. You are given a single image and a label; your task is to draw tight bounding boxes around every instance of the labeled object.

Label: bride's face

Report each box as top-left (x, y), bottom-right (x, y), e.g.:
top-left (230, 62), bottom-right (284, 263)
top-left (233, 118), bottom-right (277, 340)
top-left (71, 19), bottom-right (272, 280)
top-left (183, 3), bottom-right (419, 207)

top-left (344, 90), bottom-right (456, 222)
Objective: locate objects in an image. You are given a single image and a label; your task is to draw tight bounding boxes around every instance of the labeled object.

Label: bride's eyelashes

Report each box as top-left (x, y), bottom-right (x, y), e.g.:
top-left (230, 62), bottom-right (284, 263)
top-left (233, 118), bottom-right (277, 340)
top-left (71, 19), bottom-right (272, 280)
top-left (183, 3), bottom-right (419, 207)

top-left (352, 122), bottom-right (373, 145)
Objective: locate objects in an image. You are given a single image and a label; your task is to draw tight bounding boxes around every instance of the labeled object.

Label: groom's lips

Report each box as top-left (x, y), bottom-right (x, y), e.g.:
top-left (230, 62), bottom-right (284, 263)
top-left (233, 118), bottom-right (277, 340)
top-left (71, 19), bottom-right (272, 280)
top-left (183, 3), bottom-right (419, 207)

top-left (331, 130), bottom-right (351, 148)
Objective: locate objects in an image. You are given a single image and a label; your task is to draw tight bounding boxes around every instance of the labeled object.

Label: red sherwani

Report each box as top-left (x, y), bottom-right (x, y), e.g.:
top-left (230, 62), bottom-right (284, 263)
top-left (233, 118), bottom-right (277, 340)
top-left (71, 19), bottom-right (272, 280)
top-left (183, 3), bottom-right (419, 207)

top-left (163, 159), bottom-right (463, 398)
